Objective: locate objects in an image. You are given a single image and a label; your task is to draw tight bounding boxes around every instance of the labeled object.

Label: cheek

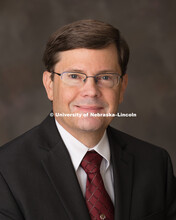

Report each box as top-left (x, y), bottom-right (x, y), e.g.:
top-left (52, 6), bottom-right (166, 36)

top-left (54, 85), bottom-right (78, 107)
top-left (105, 89), bottom-right (120, 111)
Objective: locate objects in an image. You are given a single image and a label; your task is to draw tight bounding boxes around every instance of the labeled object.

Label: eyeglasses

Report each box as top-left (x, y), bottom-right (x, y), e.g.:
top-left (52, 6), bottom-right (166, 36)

top-left (51, 71), bottom-right (122, 88)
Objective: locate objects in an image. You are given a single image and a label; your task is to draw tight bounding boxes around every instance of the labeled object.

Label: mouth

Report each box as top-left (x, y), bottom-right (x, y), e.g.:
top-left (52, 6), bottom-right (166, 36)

top-left (75, 105), bottom-right (104, 113)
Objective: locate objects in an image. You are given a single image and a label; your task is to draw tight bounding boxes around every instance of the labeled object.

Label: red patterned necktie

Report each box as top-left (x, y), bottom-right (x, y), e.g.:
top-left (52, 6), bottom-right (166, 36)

top-left (81, 151), bottom-right (114, 220)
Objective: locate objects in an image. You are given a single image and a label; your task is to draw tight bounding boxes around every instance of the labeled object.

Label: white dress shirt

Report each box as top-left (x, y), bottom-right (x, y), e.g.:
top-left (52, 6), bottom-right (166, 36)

top-left (55, 120), bottom-right (114, 204)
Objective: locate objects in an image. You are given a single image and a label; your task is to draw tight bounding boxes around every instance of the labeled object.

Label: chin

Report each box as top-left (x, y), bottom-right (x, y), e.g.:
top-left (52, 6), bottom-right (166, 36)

top-left (75, 117), bottom-right (107, 132)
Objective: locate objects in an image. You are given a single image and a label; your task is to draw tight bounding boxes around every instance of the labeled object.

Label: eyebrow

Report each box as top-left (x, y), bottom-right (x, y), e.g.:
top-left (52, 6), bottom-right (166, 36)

top-left (63, 69), bottom-right (118, 74)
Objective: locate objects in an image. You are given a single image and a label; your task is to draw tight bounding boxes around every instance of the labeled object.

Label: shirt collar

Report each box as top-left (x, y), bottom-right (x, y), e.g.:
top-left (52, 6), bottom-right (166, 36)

top-left (55, 119), bottom-right (110, 171)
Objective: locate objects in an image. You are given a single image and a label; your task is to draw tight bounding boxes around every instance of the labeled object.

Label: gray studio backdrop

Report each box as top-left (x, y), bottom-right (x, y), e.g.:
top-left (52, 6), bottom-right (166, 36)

top-left (0, 0), bottom-right (176, 173)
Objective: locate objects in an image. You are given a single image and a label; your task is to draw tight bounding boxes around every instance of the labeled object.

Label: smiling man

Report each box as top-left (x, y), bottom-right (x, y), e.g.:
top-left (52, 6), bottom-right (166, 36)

top-left (0, 20), bottom-right (176, 220)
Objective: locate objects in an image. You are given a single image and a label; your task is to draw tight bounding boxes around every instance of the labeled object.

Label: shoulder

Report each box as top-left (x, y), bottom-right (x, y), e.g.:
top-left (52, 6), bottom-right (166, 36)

top-left (107, 126), bottom-right (170, 161)
top-left (108, 126), bottom-right (175, 189)
top-left (1, 123), bottom-right (39, 149)
top-left (0, 123), bottom-right (41, 167)
top-left (0, 114), bottom-right (58, 168)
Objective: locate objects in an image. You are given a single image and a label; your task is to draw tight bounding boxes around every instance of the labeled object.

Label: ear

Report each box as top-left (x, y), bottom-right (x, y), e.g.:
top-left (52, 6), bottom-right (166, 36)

top-left (119, 73), bottom-right (128, 103)
top-left (43, 71), bottom-right (54, 101)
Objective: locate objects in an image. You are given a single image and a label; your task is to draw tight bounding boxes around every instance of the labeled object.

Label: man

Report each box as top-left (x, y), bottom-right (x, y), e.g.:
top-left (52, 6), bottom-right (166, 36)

top-left (0, 19), bottom-right (175, 220)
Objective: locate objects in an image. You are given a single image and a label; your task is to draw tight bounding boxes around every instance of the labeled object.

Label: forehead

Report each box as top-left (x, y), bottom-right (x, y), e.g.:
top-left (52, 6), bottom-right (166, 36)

top-left (55, 44), bottom-right (121, 73)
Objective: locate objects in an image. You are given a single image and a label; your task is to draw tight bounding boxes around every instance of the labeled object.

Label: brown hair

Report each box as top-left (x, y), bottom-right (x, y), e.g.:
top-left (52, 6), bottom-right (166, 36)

top-left (43, 19), bottom-right (129, 76)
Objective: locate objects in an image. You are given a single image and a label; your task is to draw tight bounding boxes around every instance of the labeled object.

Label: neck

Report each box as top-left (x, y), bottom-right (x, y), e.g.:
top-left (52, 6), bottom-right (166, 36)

top-left (56, 121), bottom-right (106, 148)
top-left (72, 129), bottom-right (106, 148)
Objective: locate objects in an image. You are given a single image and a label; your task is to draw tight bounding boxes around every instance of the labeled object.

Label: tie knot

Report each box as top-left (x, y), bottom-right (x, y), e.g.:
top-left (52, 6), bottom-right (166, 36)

top-left (81, 151), bottom-right (102, 174)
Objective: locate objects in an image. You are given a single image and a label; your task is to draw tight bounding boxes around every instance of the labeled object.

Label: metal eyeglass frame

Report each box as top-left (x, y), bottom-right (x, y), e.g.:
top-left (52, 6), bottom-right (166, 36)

top-left (51, 71), bottom-right (123, 86)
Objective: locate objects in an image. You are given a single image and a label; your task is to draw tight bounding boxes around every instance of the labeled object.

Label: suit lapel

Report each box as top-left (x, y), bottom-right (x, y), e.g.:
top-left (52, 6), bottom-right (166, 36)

top-left (39, 115), bottom-right (90, 220)
top-left (107, 127), bottom-right (134, 220)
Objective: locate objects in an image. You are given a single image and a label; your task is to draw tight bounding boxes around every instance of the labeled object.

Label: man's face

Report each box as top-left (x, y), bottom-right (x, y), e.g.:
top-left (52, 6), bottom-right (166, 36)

top-left (43, 44), bottom-right (127, 137)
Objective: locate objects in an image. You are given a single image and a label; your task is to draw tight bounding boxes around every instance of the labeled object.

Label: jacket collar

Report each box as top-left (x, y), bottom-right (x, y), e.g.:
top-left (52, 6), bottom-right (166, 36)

top-left (107, 126), bottom-right (134, 220)
top-left (40, 114), bottom-right (90, 219)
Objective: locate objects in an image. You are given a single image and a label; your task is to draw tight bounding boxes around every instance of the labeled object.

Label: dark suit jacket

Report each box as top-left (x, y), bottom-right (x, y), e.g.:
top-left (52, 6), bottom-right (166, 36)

top-left (0, 114), bottom-right (176, 220)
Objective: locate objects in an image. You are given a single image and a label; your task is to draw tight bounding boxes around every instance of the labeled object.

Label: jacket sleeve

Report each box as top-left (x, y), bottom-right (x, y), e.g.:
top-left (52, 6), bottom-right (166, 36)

top-left (165, 151), bottom-right (176, 219)
top-left (0, 172), bottom-right (24, 220)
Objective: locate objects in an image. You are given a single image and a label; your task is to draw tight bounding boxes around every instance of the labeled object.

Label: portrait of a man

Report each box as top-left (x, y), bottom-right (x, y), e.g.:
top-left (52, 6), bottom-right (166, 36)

top-left (0, 19), bottom-right (175, 220)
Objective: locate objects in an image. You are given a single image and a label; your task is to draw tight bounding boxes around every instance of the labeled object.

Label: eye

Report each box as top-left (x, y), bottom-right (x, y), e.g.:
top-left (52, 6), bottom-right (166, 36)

top-left (67, 73), bottom-right (83, 80)
top-left (98, 74), bottom-right (113, 81)
top-left (102, 75), bottom-right (111, 80)
top-left (69, 74), bottom-right (79, 79)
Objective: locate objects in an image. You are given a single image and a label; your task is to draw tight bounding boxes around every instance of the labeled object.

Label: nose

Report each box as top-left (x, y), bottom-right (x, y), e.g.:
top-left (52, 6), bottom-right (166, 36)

top-left (83, 76), bottom-right (98, 83)
top-left (80, 77), bottom-right (101, 97)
